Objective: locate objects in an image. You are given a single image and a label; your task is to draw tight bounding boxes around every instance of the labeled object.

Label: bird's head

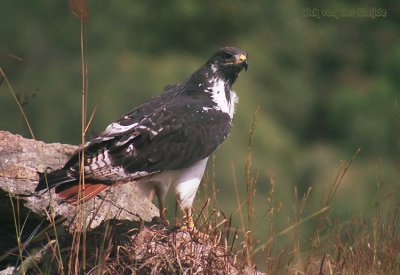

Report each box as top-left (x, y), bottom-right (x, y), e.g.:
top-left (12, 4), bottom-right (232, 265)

top-left (206, 47), bottom-right (248, 84)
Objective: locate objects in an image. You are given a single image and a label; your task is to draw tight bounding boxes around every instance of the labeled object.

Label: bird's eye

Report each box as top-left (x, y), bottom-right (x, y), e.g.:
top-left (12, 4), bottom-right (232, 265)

top-left (222, 53), bottom-right (232, 61)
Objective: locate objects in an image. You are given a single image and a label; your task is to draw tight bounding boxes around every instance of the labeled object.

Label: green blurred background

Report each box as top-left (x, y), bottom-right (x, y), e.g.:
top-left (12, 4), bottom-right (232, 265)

top-left (1, 0), bottom-right (399, 264)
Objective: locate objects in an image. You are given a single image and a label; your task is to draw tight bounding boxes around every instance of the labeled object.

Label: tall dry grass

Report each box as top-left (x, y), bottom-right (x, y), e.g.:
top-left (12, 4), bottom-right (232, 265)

top-left (2, 1), bottom-right (400, 273)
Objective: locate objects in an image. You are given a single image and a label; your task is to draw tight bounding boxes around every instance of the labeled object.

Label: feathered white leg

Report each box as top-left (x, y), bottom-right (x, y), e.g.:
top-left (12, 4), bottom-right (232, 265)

top-left (174, 157), bottom-right (208, 229)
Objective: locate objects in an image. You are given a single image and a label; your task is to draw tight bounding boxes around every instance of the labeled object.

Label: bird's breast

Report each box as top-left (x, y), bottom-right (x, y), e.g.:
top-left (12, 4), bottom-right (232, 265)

top-left (206, 78), bottom-right (238, 119)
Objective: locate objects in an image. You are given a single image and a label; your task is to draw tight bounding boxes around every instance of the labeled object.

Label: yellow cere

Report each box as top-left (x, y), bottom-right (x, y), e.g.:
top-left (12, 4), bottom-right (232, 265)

top-left (238, 54), bottom-right (246, 62)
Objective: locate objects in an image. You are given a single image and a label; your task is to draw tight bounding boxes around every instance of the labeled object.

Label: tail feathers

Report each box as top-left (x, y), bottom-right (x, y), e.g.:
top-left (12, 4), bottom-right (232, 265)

top-left (36, 169), bottom-right (110, 204)
top-left (57, 183), bottom-right (110, 205)
top-left (36, 169), bottom-right (75, 192)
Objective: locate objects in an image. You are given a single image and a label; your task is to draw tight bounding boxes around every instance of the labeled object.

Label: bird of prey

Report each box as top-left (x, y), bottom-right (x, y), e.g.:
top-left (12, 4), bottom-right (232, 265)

top-left (36, 47), bottom-right (248, 228)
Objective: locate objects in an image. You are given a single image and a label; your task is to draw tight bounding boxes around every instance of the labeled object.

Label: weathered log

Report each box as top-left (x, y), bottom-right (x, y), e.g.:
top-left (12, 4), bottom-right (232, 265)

top-left (0, 130), bottom-right (158, 227)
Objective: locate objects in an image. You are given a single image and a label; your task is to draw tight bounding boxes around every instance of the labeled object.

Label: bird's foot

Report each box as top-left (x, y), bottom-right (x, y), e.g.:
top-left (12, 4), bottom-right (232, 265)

top-left (180, 216), bottom-right (195, 231)
top-left (178, 208), bottom-right (195, 231)
top-left (179, 218), bottom-right (195, 231)
top-left (177, 211), bottom-right (195, 230)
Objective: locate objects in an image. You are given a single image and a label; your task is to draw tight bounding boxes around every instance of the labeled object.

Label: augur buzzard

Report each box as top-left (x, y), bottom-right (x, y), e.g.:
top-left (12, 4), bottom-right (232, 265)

top-left (36, 47), bottom-right (248, 228)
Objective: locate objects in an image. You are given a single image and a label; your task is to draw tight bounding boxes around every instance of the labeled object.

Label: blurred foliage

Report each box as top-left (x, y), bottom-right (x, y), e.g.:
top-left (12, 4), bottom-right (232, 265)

top-left (1, 0), bottom-right (400, 266)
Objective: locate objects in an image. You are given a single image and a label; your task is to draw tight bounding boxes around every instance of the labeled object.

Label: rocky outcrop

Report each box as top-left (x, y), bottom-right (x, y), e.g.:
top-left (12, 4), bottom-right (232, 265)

top-left (0, 131), bottom-right (248, 274)
top-left (0, 131), bottom-right (158, 270)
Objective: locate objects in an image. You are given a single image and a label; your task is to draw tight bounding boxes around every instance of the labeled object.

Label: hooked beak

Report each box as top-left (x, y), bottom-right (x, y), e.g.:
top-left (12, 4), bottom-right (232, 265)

top-left (237, 54), bottom-right (248, 71)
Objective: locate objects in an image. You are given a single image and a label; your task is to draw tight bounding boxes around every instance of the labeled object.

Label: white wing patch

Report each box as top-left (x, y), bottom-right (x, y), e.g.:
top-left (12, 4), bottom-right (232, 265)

top-left (136, 125), bottom-right (162, 138)
top-left (84, 150), bottom-right (111, 171)
top-left (82, 148), bottom-right (151, 180)
top-left (104, 122), bottom-right (138, 135)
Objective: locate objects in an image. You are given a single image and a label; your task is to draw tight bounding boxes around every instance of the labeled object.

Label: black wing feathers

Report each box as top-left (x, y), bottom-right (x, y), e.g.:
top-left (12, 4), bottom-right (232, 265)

top-left (36, 169), bottom-right (75, 191)
top-left (43, 89), bottom-right (231, 186)
top-left (110, 97), bottom-right (232, 173)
